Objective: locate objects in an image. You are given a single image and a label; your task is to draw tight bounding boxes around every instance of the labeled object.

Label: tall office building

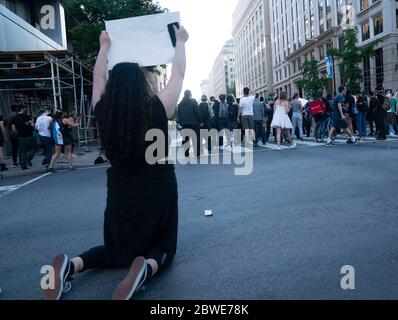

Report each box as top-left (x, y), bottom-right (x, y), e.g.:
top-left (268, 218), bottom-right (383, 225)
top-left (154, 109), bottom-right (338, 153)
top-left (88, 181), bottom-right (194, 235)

top-left (269, 0), bottom-right (398, 97)
top-left (203, 39), bottom-right (236, 99)
top-left (232, 0), bottom-right (273, 98)
top-left (355, 0), bottom-right (398, 92)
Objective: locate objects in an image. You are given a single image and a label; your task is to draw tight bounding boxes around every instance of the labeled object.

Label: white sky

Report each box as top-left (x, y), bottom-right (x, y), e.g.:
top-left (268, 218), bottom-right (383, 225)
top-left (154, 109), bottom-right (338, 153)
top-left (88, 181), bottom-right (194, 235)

top-left (157, 0), bottom-right (239, 99)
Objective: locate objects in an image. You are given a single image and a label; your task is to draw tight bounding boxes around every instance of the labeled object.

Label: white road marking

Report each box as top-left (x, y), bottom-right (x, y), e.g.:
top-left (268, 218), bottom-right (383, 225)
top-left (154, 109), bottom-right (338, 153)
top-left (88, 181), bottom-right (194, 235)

top-left (0, 173), bottom-right (51, 198)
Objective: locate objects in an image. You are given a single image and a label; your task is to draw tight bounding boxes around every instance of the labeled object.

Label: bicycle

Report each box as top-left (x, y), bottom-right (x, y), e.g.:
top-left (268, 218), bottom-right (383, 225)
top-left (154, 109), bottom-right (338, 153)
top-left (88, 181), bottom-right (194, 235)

top-left (314, 113), bottom-right (332, 143)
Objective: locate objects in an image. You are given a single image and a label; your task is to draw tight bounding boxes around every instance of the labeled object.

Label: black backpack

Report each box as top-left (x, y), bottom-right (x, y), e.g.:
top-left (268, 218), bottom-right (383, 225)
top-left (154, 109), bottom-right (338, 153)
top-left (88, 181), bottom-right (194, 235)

top-left (369, 96), bottom-right (379, 112)
top-left (357, 96), bottom-right (369, 113)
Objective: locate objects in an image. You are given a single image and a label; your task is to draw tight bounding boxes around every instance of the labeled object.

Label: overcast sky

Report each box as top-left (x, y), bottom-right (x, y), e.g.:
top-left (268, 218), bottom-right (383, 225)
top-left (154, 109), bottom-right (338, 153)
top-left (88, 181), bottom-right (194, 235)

top-left (157, 0), bottom-right (239, 99)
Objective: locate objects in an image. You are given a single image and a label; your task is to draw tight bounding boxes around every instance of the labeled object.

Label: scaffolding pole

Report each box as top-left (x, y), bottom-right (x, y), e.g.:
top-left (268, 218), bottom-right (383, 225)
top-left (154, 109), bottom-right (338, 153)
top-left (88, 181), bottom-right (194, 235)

top-left (71, 57), bottom-right (78, 115)
top-left (55, 58), bottom-right (63, 111)
top-left (50, 58), bottom-right (58, 112)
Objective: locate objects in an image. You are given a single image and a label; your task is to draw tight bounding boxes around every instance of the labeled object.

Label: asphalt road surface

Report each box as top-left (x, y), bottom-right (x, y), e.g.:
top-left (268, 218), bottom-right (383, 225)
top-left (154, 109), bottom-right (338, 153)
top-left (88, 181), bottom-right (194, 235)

top-left (0, 140), bottom-right (397, 300)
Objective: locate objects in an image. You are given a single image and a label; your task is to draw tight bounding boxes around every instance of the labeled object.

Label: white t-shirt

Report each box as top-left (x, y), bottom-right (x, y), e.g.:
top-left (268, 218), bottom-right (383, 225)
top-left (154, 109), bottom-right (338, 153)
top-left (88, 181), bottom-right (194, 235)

top-left (239, 96), bottom-right (255, 116)
top-left (36, 115), bottom-right (53, 137)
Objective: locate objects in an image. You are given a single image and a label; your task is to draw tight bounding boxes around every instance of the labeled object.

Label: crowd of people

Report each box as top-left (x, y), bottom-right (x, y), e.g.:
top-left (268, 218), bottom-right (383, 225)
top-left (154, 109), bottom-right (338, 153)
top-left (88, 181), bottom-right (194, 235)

top-left (176, 85), bottom-right (398, 153)
top-left (0, 105), bottom-right (80, 172)
top-left (1, 86), bottom-right (397, 172)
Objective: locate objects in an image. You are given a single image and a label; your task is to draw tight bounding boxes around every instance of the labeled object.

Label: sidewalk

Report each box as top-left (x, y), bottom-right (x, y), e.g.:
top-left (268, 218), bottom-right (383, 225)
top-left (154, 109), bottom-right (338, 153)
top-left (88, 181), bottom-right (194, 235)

top-left (0, 146), bottom-right (107, 180)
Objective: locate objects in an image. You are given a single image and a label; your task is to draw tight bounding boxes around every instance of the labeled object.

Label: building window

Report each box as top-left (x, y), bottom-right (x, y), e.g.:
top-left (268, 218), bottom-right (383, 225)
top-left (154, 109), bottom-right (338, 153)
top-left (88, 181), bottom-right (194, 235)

top-left (396, 9), bottom-right (398, 29)
top-left (363, 57), bottom-right (371, 92)
top-left (319, 46), bottom-right (325, 59)
top-left (373, 14), bottom-right (383, 36)
top-left (375, 48), bottom-right (384, 90)
top-left (362, 22), bottom-right (370, 41)
top-left (360, 0), bottom-right (369, 11)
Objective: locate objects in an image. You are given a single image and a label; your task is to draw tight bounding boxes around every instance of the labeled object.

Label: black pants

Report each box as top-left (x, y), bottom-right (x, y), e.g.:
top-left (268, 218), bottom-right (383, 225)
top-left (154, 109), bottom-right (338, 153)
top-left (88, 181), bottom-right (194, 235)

top-left (304, 115), bottom-right (312, 137)
top-left (18, 137), bottom-right (37, 166)
top-left (181, 124), bottom-right (201, 157)
top-left (9, 135), bottom-right (19, 165)
top-left (200, 121), bottom-right (213, 152)
top-left (79, 245), bottom-right (175, 274)
top-left (375, 109), bottom-right (388, 137)
top-left (265, 119), bottom-right (271, 141)
top-left (367, 110), bottom-right (376, 135)
top-left (254, 120), bottom-right (266, 144)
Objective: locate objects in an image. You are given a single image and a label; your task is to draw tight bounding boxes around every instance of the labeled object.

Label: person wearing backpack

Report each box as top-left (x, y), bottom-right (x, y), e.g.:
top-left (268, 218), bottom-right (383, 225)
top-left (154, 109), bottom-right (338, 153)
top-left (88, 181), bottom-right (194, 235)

top-left (35, 108), bottom-right (53, 166)
top-left (367, 91), bottom-right (378, 136)
top-left (355, 91), bottom-right (368, 139)
top-left (373, 90), bottom-right (387, 140)
top-left (198, 95), bottom-right (214, 153)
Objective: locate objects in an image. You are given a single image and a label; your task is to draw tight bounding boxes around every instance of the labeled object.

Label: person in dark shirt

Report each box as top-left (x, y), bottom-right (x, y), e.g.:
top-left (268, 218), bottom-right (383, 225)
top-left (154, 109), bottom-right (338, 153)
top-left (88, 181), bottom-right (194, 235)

top-left (198, 95), bottom-right (214, 153)
top-left (326, 86), bottom-right (359, 147)
top-left (43, 26), bottom-right (189, 300)
top-left (4, 104), bottom-right (21, 166)
top-left (374, 89), bottom-right (388, 140)
top-left (177, 90), bottom-right (202, 157)
top-left (0, 114), bottom-right (8, 171)
top-left (11, 107), bottom-right (37, 170)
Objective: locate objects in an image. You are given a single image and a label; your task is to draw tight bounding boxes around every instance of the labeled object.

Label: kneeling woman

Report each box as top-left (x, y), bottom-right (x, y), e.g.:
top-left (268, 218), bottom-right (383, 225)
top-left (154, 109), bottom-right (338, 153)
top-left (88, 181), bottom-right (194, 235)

top-left (43, 26), bottom-right (189, 300)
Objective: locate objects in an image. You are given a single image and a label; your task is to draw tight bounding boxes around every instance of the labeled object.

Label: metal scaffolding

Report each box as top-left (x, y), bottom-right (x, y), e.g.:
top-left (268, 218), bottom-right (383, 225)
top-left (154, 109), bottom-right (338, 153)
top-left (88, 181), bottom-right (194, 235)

top-left (0, 50), bottom-right (97, 151)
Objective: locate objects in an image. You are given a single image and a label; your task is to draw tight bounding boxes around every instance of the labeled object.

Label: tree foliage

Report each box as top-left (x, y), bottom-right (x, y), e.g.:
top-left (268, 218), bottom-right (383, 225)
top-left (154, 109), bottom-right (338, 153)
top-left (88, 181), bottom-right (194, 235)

top-left (328, 27), bottom-right (381, 92)
top-left (62, 0), bottom-right (165, 66)
top-left (297, 59), bottom-right (327, 98)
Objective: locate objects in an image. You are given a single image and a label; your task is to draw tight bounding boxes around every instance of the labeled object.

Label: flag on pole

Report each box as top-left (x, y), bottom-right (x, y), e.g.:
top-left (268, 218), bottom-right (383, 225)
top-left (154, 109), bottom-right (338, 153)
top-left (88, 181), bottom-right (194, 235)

top-left (326, 56), bottom-right (334, 79)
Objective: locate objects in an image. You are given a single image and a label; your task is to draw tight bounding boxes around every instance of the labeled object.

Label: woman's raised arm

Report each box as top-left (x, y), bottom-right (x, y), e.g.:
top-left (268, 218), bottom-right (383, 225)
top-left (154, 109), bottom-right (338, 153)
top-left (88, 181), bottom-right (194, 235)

top-left (158, 26), bottom-right (189, 119)
top-left (92, 31), bottom-right (111, 110)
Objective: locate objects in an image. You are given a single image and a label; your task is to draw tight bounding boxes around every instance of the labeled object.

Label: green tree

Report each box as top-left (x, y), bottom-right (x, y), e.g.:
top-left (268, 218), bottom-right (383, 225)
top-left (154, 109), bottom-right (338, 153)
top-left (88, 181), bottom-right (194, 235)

top-left (328, 27), bottom-right (381, 93)
top-left (297, 59), bottom-right (327, 98)
top-left (62, 0), bottom-right (165, 66)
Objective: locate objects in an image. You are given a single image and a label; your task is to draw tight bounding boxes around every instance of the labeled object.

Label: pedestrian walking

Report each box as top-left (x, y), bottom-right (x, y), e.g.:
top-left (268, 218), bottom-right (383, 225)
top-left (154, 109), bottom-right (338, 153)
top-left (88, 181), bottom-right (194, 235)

top-left (35, 108), bottom-right (54, 166)
top-left (291, 93), bottom-right (304, 141)
top-left (227, 94), bottom-right (238, 145)
top-left (238, 87), bottom-right (255, 145)
top-left (253, 94), bottom-right (266, 147)
top-left (11, 107), bottom-right (37, 170)
top-left (198, 95), bottom-right (214, 153)
top-left (217, 94), bottom-right (230, 147)
top-left (43, 26), bottom-right (189, 300)
top-left (0, 113), bottom-right (8, 171)
top-left (47, 111), bottom-right (79, 171)
top-left (270, 92), bottom-right (296, 151)
top-left (178, 90), bottom-right (202, 157)
top-left (4, 105), bottom-right (20, 167)
top-left (355, 91), bottom-right (368, 139)
top-left (326, 86), bottom-right (359, 147)
top-left (367, 91), bottom-right (377, 136)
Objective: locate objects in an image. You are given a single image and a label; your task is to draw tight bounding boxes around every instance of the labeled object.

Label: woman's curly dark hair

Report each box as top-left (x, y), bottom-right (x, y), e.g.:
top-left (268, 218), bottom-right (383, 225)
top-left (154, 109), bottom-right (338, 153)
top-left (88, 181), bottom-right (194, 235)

top-left (95, 62), bottom-right (152, 165)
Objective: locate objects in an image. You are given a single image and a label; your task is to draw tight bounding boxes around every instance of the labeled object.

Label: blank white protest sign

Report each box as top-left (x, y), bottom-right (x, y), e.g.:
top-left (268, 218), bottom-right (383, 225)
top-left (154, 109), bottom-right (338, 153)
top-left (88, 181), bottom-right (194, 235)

top-left (105, 12), bottom-right (181, 70)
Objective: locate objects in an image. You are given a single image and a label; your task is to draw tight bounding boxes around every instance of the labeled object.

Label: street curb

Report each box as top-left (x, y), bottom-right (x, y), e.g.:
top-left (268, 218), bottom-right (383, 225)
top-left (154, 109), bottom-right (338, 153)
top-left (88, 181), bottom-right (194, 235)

top-left (0, 163), bottom-right (108, 180)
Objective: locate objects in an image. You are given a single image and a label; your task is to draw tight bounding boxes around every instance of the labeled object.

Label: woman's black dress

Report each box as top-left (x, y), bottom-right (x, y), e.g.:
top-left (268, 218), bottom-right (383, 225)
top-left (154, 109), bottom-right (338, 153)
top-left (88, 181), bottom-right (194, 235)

top-left (81, 96), bottom-right (177, 272)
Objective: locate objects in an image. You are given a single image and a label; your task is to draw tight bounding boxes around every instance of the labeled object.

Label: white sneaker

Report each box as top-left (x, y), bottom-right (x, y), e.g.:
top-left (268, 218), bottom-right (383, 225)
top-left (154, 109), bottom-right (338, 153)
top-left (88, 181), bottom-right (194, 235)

top-left (389, 132), bottom-right (397, 137)
top-left (291, 142), bottom-right (297, 149)
top-left (277, 145), bottom-right (282, 151)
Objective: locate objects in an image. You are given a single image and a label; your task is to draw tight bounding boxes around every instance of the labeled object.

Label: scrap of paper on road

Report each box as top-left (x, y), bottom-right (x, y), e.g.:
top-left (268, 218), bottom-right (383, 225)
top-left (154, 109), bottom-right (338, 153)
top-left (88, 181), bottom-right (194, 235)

top-left (105, 12), bottom-right (181, 69)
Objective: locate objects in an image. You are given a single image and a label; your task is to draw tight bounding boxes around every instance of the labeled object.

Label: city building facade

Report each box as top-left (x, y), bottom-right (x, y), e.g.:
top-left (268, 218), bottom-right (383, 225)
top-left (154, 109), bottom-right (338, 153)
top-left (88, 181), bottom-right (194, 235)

top-left (269, 0), bottom-right (398, 98)
top-left (203, 39), bottom-right (236, 99)
top-left (232, 0), bottom-right (273, 98)
top-left (200, 79), bottom-right (210, 97)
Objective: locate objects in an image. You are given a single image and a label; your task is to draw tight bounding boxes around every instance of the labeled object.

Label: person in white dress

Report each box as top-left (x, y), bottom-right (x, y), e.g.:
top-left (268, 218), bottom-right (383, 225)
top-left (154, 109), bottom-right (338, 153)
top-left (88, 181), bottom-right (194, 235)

top-left (271, 92), bottom-right (297, 151)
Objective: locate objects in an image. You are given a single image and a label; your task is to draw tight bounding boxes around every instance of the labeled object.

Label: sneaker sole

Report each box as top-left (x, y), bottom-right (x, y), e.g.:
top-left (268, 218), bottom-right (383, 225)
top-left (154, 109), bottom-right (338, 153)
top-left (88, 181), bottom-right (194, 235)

top-left (112, 256), bottom-right (146, 300)
top-left (43, 254), bottom-right (68, 300)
